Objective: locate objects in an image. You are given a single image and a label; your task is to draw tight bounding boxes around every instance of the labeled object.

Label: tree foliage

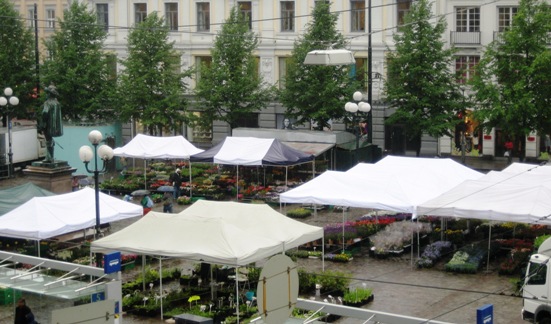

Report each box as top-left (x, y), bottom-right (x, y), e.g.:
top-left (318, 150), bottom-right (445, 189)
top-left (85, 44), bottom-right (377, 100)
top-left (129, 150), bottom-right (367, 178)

top-left (280, 2), bottom-right (358, 130)
top-left (118, 12), bottom-right (191, 135)
top-left (41, 1), bottom-right (116, 122)
top-left (384, 0), bottom-right (463, 155)
top-left (0, 0), bottom-right (37, 118)
top-left (194, 6), bottom-right (274, 130)
top-left (470, 0), bottom-right (551, 145)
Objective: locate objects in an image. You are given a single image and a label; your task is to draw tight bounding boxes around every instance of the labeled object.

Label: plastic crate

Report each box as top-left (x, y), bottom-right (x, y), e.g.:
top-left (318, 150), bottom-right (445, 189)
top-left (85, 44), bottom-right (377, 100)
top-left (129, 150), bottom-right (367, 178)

top-left (0, 287), bottom-right (22, 305)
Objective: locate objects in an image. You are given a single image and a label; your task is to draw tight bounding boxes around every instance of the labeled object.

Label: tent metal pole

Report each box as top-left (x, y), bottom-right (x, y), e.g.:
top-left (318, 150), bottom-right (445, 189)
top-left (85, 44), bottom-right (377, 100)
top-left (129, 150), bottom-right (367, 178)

top-left (322, 234), bottom-right (325, 271)
top-left (487, 224), bottom-right (492, 273)
top-left (160, 257), bottom-right (164, 321)
top-left (235, 266), bottom-right (240, 323)
top-left (144, 160), bottom-right (147, 190)
top-left (236, 166), bottom-right (239, 200)
top-left (342, 210), bottom-right (345, 253)
top-left (142, 255), bottom-right (146, 291)
top-left (189, 161), bottom-right (193, 199)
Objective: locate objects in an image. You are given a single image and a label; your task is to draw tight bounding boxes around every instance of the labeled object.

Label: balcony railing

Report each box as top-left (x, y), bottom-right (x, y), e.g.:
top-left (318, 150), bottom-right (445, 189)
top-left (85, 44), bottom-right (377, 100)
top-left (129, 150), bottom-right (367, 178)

top-left (450, 31), bottom-right (481, 45)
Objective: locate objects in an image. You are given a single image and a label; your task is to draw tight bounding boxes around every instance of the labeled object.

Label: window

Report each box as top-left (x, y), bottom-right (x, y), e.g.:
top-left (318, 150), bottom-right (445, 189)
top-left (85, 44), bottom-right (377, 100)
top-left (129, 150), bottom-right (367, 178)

top-left (46, 8), bottom-right (55, 29)
top-left (135, 3), bottom-right (147, 25)
top-left (350, 58), bottom-right (367, 90)
top-left (351, 0), bottom-right (365, 32)
top-left (456, 7), bottom-right (480, 32)
top-left (397, 0), bottom-right (412, 29)
top-left (281, 1), bottom-right (295, 32)
top-left (527, 262), bottom-right (547, 285)
top-left (498, 7), bottom-right (518, 32)
top-left (187, 112), bottom-right (212, 143)
top-left (455, 56), bottom-right (480, 84)
top-left (197, 2), bottom-right (210, 32)
top-left (96, 4), bottom-right (109, 32)
top-left (278, 57), bottom-right (291, 89)
top-left (27, 7), bottom-right (35, 28)
top-left (235, 113), bottom-right (259, 128)
top-left (238, 2), bottom-right (252, 30)
top-left (195, 56), bottom-right (212, 84)
top-left (165, 3), bottom-right (178, 31)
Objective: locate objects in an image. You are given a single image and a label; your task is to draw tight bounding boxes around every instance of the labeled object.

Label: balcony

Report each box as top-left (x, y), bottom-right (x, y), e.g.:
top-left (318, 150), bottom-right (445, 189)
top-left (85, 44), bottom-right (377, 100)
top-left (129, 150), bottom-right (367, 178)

top-left (450, 31), bottom-right (481, 45)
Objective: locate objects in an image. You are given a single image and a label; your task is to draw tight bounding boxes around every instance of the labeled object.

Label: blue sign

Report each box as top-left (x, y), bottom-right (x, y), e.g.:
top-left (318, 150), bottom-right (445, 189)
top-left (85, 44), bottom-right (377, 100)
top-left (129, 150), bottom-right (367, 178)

top-left (477, 304), bottom-right (493, 324)
top-left (91, 292), bottom-right (105, 302)
top-left (104, 252), bottom-right (121, 274)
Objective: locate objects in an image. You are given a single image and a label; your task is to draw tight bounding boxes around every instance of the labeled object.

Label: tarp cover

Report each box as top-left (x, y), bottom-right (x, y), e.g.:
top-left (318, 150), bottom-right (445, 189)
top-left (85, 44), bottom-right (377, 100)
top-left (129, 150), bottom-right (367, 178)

top-left (190, 137), bottom-right (314, 166)
top-left (0, 183), bottom-right (55, 216)
top-left (91, 200), bottom-right (323, 266)
top-left (280, 156), bottom-right (483, 215)
top-left (113, 134), bottom-right (204, 159)
top-left (417, 163), bottom-right (551, 224)
top-left (0, 187), bottom-right (143, 240)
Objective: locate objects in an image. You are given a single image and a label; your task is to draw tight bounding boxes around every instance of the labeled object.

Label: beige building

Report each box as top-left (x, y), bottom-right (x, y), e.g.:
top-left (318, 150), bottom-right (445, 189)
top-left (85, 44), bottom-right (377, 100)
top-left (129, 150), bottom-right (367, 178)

top-left (12, 0), bottom-right (541, 159)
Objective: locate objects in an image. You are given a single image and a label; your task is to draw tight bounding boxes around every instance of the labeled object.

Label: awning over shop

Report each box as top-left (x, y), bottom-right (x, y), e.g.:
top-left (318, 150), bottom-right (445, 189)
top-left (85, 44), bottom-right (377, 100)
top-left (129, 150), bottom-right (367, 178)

top-left (282, 142), bottom-right (334, 157)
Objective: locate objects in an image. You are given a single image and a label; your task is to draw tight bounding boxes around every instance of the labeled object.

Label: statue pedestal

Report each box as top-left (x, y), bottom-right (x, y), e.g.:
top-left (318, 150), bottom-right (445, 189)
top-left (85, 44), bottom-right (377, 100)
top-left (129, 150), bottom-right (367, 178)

top-left (23, 161), bottom-right (76, 194)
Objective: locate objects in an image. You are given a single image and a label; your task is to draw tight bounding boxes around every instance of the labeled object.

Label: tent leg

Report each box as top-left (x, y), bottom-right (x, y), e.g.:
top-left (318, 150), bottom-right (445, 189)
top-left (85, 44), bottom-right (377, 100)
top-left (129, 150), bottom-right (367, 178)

top-left (142, 255), bottom-right (146, 292)
top-left (160, 257), bottom-right (164, 321)
top-left (342, 210), bottom-right (345, 254)
top-left (236, 166), bottom-right (239, 201)
top-left (486, 224), bottom-right (492, 273)
top-left (235, 267), bottom-right (240, 323)
top-left (189, 162), bottom-right (193, 199)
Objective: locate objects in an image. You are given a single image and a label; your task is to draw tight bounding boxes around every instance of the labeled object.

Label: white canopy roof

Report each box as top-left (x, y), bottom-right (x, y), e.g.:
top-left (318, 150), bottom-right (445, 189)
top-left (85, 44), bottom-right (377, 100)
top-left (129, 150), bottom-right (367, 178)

top-left (113, 134), bottom-right (204, 159)
top-left (0, 187), bottom-right (142, 240)
top-left (417, 164), bottom-right (551, 224)
top-left (91, 200), bottom-right (323, 266)
top-left (280, 156), bottom-right (483, 215)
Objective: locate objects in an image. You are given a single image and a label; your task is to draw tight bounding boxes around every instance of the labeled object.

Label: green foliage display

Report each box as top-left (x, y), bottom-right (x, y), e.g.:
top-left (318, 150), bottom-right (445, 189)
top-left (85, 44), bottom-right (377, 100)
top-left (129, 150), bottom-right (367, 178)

top-left (385, 0), bottom-right (463, 156)
top-left (118, 12), bottom-right (191, 135)
top-left (286, 208), bottom-right (312, 219)
top-left (343, 286), bottom-right (373, 304)
top-left (471, 0), bottom-right (551, 154)
top-left (194, 6), bottom-right (274, 129)
top-left (297, 268), bottom-right (351, 295)
top-left (0, 0), bottom-right (36, 118)
top-left (279, 2), bottom-right (358, 130)
top-left (41, 1), bottom-right (116, 122)
top-left (534, 234), bottom-right (551, 249)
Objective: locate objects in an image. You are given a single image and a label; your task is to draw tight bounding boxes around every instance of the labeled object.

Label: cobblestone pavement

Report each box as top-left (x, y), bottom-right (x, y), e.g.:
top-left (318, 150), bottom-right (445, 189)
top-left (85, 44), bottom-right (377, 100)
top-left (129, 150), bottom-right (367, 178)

top-left (0, 173), bottom-right (525, 323)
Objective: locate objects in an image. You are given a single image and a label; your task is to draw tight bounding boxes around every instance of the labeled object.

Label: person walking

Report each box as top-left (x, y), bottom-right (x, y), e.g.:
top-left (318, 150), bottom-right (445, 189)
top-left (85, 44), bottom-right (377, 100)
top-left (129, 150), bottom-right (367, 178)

top-left (140, 194), bottom-right (153, 215)
top-left (162, 191), bottom-right (173, 213)
top-left (169, 168), bottom-right (182, 199)
top-left (14, 298), bottom-right (35, 324)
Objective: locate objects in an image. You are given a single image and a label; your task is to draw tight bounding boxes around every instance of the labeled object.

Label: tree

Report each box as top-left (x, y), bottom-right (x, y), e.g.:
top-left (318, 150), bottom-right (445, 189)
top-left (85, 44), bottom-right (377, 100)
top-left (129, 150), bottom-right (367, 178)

top-left (194, 6), bottom-right (274, 130)
top-left (384, 0), bottom-right (463, 156)
top-left (0, 0), bottom-right (37, 119)
top-left (42, 1), bottom-right (116, 122)
top-left (118, 12), bottom-right (191, 135)
top-left (470, 0), bottom-right (551, 161)
top-left (280, 2), bottom-right (358, 130)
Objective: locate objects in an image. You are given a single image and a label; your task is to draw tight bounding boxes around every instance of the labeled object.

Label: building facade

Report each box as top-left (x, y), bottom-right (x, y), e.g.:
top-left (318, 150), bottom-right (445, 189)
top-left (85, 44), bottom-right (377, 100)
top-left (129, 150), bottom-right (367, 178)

top-left (11, 0), bottom-right (544, 159)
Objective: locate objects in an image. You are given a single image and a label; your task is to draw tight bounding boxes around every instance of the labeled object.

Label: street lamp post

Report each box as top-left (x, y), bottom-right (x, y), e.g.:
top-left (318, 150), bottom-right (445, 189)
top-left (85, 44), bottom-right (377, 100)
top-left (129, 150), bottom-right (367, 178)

top-left (0, 88), bottom-right (20, 178)
top-left (79, 130), bottom-right (114, 267)
top-left (344, 91), bottom-right (371, 163)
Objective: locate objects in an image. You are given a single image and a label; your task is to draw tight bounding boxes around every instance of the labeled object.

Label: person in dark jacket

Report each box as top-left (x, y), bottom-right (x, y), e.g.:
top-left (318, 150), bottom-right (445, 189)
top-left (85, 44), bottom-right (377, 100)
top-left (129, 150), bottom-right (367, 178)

top-left (14, 298), bottom-right (34, 324)
top-left (169, 168), bottom-right (182, 199)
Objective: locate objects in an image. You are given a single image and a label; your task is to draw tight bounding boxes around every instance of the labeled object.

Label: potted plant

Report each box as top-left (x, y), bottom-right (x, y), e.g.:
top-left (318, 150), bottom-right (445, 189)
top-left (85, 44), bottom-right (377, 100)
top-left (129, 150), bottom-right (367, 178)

top-left (343, 286), bottom-right (373, 307)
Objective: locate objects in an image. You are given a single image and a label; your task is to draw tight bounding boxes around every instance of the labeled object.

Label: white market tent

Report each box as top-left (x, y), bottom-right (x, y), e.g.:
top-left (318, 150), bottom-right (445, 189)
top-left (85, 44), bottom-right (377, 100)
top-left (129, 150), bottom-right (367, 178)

top-left (417, 164), bottom-right (551, 224)
top-left (113, 134), bottom-right (204, 159)
top-left (91, 200), bottom-right (323, 321)
top-left (0, 187), bottom-right (142, 240)
top-left (113, 134), bottom-right (204, 194)
top-left (280, 156), bottom-right (484, 217)
top-left (92, 200), bottom-right (323, 265)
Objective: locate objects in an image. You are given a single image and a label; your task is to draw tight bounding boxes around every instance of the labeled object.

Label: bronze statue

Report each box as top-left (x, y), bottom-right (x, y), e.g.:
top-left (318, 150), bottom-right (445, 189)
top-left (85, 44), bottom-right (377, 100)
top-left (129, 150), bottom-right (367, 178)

top-left (38, 84), bottom-right (63, 162)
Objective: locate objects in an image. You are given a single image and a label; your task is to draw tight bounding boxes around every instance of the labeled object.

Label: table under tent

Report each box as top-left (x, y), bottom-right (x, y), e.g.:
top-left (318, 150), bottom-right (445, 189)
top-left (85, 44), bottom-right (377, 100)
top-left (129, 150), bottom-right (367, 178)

top-left (113, 134), bottom-right (204, 195)
top-left (190, 137), bottom-right (315, 199)
top-left (91, 200), bottom-right (324, 322)
top-left (279, 156), bottom-right (484, 259)
top-left (417, 163), bottom-right (551, 271)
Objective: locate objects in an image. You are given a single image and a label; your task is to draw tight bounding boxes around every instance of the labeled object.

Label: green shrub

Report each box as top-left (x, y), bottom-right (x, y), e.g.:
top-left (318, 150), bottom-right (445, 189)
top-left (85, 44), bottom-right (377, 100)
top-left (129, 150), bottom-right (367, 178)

top-left (535, 234), bottom-right (551, 249)
top-left (343, 286), bottom-right (372, 304)
top-left (287, 208), bottom-right (312, 218)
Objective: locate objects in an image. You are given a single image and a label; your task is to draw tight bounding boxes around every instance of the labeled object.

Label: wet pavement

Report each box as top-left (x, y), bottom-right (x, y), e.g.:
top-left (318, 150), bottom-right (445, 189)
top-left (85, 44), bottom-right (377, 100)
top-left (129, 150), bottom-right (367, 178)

top-left (0, 173), bottom-right (525, 323)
